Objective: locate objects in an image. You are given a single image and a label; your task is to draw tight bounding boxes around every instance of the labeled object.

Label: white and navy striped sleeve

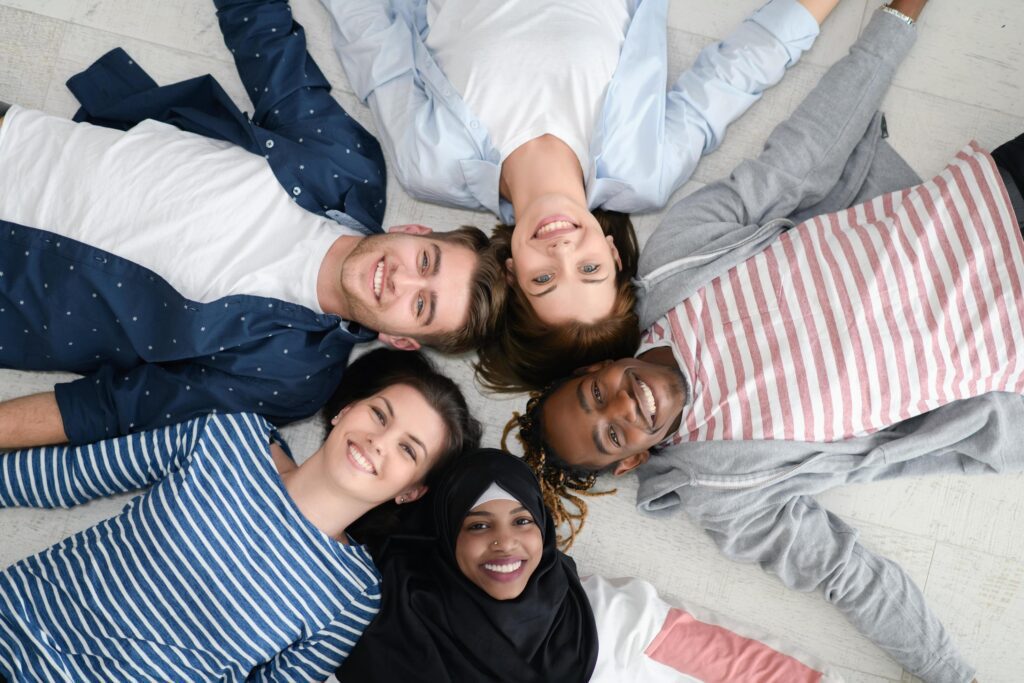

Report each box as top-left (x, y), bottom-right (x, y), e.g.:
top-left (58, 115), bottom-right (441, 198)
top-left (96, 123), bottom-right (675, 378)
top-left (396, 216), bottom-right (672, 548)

top-left (0, 417), bottom-right (205, 509)
top-left (246, 583), bottom-right (381, 682)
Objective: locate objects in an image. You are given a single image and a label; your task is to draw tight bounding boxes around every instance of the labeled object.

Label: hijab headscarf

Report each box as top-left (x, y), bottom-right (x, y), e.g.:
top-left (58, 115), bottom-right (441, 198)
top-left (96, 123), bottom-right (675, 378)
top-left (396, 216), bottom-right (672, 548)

top-left (339, 448), bottom-right (598, 683)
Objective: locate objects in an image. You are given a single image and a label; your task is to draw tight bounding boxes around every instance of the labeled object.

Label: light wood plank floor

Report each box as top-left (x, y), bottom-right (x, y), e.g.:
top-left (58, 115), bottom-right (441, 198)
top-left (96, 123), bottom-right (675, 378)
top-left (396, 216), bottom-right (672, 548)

top-left (1, 1), bottom-right (1022, 680)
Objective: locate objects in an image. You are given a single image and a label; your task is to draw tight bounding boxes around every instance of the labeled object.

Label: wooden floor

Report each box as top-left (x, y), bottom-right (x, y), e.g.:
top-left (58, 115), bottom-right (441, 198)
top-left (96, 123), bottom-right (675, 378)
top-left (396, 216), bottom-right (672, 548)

top-left (1, 1), bottom-right (1023, 680)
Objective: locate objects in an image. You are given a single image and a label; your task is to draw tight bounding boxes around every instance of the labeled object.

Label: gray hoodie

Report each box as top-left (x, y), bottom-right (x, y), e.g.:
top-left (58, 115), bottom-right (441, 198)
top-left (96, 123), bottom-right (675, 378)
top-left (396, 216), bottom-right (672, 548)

top-left (632, 10), bottom-right (1022, 683)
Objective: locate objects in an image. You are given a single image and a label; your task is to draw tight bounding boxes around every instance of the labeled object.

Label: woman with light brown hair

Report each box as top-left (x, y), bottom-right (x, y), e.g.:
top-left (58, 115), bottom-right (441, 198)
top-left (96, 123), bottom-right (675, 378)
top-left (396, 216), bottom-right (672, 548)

top-left (322, 0), bottom-right (845, 390)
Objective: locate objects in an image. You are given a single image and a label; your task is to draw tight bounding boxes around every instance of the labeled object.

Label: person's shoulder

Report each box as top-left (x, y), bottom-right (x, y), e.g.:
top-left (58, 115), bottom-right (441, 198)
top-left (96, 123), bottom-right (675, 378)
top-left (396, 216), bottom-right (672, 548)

top-left (193, 411), bottom-right (276, 441)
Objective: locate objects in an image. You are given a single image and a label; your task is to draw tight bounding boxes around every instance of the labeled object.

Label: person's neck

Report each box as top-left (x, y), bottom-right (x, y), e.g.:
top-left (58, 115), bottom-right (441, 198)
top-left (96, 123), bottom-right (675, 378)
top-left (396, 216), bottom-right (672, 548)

top-left (499, 135), bottom-right (586, 220)
top-left (279, 447), bottom-right (374, 542)
top-left (316, 235), bottom-right (362, 317)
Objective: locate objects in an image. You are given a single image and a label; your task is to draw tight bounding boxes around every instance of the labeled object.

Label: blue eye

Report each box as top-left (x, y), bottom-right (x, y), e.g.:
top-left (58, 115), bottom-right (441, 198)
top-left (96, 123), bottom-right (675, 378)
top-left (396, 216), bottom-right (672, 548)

top-left (581, 264), bottom-right (599, 274)
top-left (416, 296), bottom-right (425, 316)
top-left (533, 273), bottom-right (552, 285)
top-left (420, 252), bottom-right (429, 273)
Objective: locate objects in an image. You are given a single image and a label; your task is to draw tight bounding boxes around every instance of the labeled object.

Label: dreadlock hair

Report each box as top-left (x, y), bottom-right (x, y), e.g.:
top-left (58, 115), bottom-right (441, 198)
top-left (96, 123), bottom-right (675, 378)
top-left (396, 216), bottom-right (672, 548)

top-left (501, 379), bottom-right (615, 550)
top-left (476, 209), bottom-right (641, 392)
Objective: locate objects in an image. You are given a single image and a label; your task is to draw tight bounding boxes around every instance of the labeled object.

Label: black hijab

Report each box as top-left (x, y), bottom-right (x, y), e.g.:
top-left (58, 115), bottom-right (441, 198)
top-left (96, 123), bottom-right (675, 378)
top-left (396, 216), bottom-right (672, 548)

top-left (339, 448), bottom-right (598, 682)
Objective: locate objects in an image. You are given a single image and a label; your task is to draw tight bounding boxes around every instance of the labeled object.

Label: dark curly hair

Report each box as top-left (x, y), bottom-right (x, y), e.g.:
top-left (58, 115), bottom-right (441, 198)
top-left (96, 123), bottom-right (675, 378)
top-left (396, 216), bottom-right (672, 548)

top-left (501, 380), bottom-right (614, 550)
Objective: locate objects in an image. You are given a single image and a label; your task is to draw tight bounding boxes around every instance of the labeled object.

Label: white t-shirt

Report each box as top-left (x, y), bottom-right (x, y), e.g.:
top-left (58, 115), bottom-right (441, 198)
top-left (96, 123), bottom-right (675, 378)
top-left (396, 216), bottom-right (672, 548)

top-left (0, 106), bottom-right (360, 312)
top-left (425, 0), bottom-right (630, 172)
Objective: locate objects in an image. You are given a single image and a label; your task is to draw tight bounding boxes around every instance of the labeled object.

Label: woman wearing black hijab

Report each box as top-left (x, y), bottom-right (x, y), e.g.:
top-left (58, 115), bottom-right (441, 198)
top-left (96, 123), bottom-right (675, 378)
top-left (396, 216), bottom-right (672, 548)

top-left (338, 448), bottom-right (598, 682)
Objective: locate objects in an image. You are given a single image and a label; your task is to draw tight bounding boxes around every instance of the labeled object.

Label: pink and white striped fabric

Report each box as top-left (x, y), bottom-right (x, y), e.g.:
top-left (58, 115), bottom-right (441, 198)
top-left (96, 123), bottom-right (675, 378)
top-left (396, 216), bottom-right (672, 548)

top-left (639, 143), bottom-right (1024, 444)
top-left (582, 576), bottom-right (842, 682)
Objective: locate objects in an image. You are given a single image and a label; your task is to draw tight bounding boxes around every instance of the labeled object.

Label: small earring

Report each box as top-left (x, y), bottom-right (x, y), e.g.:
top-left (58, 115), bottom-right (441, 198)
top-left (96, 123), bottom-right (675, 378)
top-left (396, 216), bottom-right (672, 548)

top-left (398, 495), bottom-right (407, 504)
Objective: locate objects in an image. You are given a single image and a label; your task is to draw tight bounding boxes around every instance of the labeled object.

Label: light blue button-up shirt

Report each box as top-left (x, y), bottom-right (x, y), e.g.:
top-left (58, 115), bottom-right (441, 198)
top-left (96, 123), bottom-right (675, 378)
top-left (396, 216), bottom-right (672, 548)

top-left (321, 0), bottom-right (819, 224)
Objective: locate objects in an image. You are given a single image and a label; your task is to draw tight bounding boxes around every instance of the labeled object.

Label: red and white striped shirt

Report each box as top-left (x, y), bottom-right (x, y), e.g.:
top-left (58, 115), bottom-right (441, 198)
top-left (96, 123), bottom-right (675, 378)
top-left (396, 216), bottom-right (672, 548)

top-left (640, 143), bottom-right (1024, 444)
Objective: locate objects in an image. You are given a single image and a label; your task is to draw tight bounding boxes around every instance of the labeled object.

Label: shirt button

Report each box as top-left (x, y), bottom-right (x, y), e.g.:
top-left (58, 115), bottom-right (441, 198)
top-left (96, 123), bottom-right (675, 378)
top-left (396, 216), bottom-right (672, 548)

top-left (293, 187), bottom-right (302, 195)
top-left (265, 140), bottom-right (274, 149)
top-left (443, 89), bottom-right (451, 97)
top-left (470, 121), bottom-right (479, 129)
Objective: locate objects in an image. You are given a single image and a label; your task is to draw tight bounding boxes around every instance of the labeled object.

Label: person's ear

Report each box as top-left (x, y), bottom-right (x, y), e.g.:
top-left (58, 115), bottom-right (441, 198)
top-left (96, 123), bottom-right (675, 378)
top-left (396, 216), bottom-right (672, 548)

top-left (504, 257), bottom-right (516, 285)
top-left (605, 234), bottom-right (622, 271)
top-left (378, 333), bottom-right (421, 351)
top-left (396, 484), bottom-right (428, 505)
top-left (572, 359), bottom-right (614, 376)
top-left (388, 223), bottom-right (433, 235)
top-left (612, 450), bottom-right (650, 477)
top-left (330, 405), bottom-right (352, 426)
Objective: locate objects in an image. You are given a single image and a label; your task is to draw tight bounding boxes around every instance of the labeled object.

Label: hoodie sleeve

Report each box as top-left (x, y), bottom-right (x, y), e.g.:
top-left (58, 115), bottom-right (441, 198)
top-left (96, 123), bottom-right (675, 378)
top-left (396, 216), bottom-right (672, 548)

top-left (703, 496), bottom-right (974, 683)
top-left (638, 10), bottom-right (917, 286)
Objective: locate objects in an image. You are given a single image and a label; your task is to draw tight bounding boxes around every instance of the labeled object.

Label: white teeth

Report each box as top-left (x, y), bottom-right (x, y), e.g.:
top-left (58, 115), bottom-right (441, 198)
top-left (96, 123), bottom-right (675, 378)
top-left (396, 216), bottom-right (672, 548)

top-left (535, 220), bottom-right (576, 236)
top-left (484, 560), bottom-right (523, 574)
top-left (372, 260), bottom-right (384, 299)
top-left (348, 444), bottom-right (376, 474)
top-left (637, 379), bottom-right (656, 420)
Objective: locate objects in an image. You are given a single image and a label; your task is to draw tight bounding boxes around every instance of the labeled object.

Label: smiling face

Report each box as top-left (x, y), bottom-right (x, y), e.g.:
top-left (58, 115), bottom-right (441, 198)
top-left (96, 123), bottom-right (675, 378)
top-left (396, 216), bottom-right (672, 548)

top-left (508, 194), bottom-right (621, 325)
top-left (325, 383), bottom-right (449, 506)
top-left (455, 498), bottom-right (543, 601)
top-left (540, 358), bottom-right (688, 473)
top-left (339, 227), bottom-right (478, 348)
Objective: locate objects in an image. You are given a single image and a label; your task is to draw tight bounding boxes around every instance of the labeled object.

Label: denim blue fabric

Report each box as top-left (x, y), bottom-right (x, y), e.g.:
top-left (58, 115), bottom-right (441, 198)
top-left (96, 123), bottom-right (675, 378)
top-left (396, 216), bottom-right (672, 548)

top-left (0, 219), bottom-right (375, 445)
top-left (0, 413), bottom-right (381, 681)
top-left (0, 0), bottom-right (385, 444)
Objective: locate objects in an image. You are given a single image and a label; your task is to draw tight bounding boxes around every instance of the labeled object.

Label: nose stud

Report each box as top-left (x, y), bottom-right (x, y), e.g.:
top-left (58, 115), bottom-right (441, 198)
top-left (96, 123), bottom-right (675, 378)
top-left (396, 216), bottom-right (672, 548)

top-left (492, 539), bottom-right (499, 546)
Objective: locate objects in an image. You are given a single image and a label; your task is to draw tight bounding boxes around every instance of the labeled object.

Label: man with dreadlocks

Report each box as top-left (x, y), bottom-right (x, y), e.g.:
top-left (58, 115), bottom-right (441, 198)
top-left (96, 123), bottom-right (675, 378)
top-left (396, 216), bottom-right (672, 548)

top-left (506, 2), bottom-right (1021, 682)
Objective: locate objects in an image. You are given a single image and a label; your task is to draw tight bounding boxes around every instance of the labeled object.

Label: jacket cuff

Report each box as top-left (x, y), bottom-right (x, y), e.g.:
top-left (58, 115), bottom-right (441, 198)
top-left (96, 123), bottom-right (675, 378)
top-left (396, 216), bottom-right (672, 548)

top-left (858, 4), bottom-right (919, 63)
top-left (54, 369), bottom-right (119, 446)
top-left (750, 0), bottom-right (821, 65)
top-left (916, 654), bottom-right (976, 683)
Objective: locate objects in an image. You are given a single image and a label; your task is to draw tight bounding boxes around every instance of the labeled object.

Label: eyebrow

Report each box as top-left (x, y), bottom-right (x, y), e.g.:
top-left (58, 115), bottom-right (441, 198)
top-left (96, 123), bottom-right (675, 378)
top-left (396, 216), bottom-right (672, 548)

top-left (382, 396), bottom-right (394, 418)
top-left (528, 284), bottom-right (558, 298)
top-left (408, 432), bottom-right (427, 459)
top-left (578, 379), bottom-right (610, 455)
top-left (432, 244), bottom-right (441, 277)
top-left (576, 379), bottom-right (592, 414)
top-left (466, 506), bottom-right (529, 518)
top-left (423, 291), bottom-right (437, 327)
top-left (591, 425), bottom-right (610, 456)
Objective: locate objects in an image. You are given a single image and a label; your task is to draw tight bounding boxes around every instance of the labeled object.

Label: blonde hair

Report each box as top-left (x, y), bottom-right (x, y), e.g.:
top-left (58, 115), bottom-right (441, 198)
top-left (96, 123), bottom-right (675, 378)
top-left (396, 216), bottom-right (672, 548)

top-left (501, 389), bottom-right (614, 550)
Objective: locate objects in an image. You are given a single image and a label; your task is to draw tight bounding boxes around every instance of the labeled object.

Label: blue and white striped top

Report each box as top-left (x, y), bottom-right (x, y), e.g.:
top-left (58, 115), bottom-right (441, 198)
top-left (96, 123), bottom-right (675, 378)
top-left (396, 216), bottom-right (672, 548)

top-left (0, 412), bottom-right (381, 682)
